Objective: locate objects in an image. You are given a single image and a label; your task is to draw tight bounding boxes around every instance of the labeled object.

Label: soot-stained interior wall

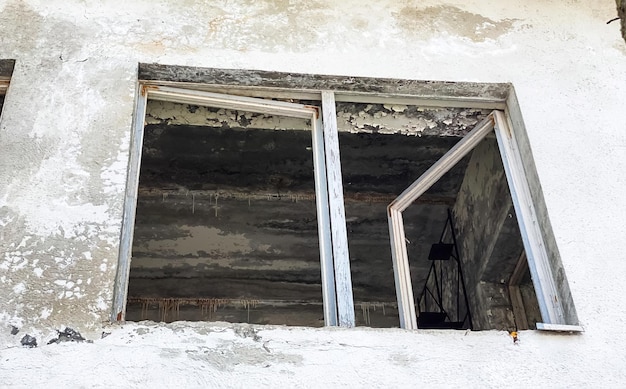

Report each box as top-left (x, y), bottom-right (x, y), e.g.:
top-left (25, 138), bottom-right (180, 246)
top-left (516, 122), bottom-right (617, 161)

top-left (452, 137), bottom-right (538, 330)
top-left (125, 99), bottom-right (534, 328)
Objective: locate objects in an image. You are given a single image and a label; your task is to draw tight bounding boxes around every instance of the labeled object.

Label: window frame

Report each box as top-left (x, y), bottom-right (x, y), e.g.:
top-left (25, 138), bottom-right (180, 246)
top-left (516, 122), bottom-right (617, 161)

top-left (113, 66), bottom-right (580, 331)
top-left (112, 85), bottom-right (357, 327)
top-left (388, 111), bottom-right (582, 331)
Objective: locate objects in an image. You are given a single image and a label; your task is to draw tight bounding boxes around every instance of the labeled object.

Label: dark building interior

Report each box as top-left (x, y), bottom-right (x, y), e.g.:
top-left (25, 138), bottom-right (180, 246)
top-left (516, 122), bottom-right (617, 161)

top-left (125, 99), bottom-right (540, 330)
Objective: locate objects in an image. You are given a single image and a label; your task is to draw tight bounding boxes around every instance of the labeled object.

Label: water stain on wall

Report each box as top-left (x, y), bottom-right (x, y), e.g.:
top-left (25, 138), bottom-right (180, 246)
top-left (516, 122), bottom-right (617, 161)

top-left (394, 5), bottom-right (516, 42)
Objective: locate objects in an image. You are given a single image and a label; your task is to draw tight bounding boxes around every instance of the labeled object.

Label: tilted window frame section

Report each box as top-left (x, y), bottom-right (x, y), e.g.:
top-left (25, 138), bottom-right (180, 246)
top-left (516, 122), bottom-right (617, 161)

top-left (388, 111), bottom-right (582, 331)
top-left (113, 65), bottom-right (581, 332)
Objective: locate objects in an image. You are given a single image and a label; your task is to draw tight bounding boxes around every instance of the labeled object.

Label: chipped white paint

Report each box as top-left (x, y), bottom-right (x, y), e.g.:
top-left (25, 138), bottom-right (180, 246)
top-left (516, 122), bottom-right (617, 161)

top-left (146, 100), bottom-right (310, 130)
top-left (149, 98), bottom-right (488, 136)
top-left (39, 307), bottom-right (52, 320)
top-left (99, 135), bottom-right (133, 198)
top-left (12, 282), bottom-right (25, 294)
top-left (0, 0), bottom-right (624, 385)
top-left (95, 296), bottom-right (108, 311)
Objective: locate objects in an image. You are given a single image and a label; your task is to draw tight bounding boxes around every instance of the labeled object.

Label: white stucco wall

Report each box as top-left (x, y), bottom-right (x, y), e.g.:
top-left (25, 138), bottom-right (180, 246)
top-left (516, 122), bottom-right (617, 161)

top-left (0, 0), bottom-right (625, 386)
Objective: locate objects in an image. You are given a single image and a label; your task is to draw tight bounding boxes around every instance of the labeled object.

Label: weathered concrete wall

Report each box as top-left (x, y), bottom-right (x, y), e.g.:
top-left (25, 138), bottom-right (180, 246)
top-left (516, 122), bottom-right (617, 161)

top-left (1, 0), bottom-right (626, 385)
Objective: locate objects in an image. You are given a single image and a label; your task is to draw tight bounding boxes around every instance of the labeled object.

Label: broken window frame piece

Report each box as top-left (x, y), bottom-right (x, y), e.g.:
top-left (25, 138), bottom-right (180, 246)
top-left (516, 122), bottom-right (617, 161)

top-left (112, 85), bottom-right (357, 327)
top-left (388, 111), bottom-right (583, 332)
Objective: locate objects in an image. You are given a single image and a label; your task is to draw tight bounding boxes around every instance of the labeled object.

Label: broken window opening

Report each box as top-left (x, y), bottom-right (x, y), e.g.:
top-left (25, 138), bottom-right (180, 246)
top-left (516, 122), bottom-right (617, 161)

top-left (117, 88), bottom-right (354, 327)
top-left (389, 112), bottom-right (581, 331)
top-left (114, 68), bottom-right (580, 332)
top-left (125, 101), bottom-right (328, 326)
top-left (336, 106), bottom-right (481, 327)
top-left (337, 111), bottom-right (540, 330)
top-left (403, 135), bottom-right (538, 331)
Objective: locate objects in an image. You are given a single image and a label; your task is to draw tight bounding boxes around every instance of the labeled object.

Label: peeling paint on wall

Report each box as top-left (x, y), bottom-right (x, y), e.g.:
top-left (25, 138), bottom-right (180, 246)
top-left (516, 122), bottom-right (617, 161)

top-left (147, 100), bottom-right (490, 137)
top-left (336, 103), bottom-right (489, 136)
top-left (146, 100), bottom-right (310, 131)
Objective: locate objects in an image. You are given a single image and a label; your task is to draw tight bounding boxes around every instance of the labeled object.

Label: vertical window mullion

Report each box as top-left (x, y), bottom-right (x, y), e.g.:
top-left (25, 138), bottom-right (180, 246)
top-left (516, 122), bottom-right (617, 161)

top-left (321, 90), bottom-right (355, 327)
top-left (311, 115), bottom-right (339, 326)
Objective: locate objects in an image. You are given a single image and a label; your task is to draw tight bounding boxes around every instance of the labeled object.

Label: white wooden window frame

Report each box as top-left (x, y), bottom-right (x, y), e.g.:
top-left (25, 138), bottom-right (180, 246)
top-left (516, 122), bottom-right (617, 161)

top-left (112, 85), bottom-right (356, 327)
top-left (388, 111), bottom-right (582, 332)
top-left (114, 75), bottom-right (579, 332)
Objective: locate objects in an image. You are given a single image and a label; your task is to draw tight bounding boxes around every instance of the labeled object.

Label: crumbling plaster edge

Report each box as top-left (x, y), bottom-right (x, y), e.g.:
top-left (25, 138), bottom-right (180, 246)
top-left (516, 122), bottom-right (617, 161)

top-left (3, 318), bottom-right (584, 351)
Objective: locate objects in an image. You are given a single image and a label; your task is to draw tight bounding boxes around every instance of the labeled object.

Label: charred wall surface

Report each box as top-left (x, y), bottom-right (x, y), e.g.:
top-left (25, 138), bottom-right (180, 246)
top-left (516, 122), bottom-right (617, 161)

top-left (129, 101), bottom-right (481, 326)
top-left (127, 100), bottom-right (528, 328)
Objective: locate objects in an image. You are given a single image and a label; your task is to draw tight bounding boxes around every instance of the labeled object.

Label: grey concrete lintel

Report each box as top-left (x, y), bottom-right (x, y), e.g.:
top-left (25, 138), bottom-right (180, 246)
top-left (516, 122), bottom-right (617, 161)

top-left (138, 64), bottom-right (511, 109)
